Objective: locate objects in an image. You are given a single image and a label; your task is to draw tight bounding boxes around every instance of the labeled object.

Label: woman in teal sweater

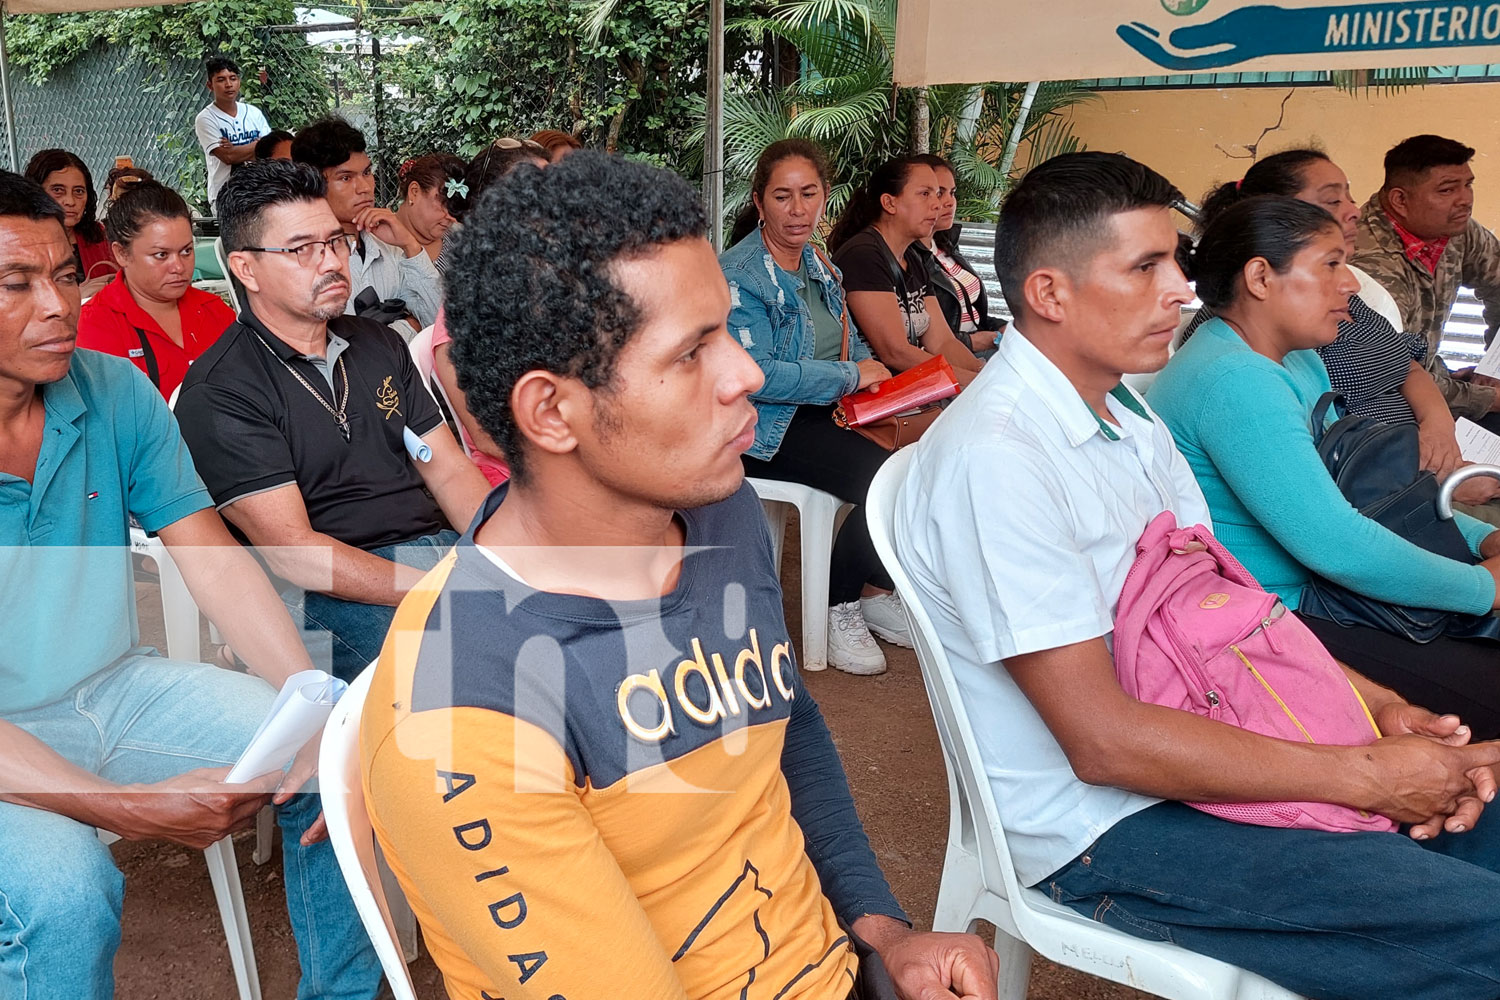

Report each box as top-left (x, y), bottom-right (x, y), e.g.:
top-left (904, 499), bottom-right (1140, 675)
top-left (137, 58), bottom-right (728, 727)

top-left (1148, 195), bottom-right (1500, 736)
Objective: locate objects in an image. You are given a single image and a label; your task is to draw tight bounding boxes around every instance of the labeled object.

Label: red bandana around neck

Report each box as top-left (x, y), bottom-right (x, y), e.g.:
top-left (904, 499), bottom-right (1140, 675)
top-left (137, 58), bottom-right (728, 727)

top-left (1389, 214), bottom-right (1451, 275)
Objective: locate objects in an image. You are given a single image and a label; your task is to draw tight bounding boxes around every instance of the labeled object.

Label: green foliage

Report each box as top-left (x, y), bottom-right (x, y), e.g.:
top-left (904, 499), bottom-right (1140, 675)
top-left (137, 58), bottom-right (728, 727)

top-left (7, 0), bottom-right (333, 212)
top-left (1330, 66), bottom-right (1429, 96)
top-left (926, 80), bottom-right (1099, 218)
top-left (708, 0), bottom-right (1094, 232)
top-left (377, 0), bottom-right (756, 173)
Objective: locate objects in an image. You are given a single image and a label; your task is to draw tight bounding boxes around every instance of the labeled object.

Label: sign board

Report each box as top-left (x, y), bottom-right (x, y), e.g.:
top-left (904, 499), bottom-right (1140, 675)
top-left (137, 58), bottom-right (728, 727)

top-left (895, 0), bottom-right (1500, 85)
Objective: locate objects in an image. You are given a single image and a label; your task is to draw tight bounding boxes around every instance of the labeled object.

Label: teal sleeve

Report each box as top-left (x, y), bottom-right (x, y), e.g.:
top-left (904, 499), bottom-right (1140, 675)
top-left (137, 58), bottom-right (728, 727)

top-left (1190, 363), bottom-right (1495, 616)
top-left (124, 364), bottom-right (213, 533)
top-left (1457, 512), bottom-right (1497, 558)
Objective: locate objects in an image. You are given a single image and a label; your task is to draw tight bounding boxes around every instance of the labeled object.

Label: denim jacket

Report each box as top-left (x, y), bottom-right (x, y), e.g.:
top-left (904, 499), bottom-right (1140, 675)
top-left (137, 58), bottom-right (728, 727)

top-left (720, 229), bottom-right (874, 460)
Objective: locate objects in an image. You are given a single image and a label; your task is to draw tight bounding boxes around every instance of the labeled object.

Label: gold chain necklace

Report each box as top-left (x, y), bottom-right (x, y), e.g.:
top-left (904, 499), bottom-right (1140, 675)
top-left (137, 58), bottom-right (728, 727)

top-left (252, 331), bottom-right (352, 442)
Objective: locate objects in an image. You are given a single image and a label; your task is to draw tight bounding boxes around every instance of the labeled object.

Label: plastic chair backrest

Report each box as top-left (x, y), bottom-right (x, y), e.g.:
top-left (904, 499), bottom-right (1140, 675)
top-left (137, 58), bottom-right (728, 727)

top-left (866, 449), bottom-right (1028, 905)
top-left (213, 238), bottom-right (245, 315)
top-left (408, 325), bottom-right (474, 460)
top-left (319, 665), bottom-right (420, 1000)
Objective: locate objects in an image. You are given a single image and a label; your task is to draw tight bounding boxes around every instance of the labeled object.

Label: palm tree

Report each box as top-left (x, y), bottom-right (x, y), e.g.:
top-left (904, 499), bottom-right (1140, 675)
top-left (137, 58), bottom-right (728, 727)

top-left (689, 0), bottom-right (1097, 232)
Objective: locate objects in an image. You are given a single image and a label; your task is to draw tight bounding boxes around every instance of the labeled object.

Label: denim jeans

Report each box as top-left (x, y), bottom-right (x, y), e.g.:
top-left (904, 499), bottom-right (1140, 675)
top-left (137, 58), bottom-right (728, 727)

top-left (285, 530), bottom-right (460, 682)
top-left (0, 654), bottom-right (381, 1000)
top-left (1044, 801), bottom-right (1500, 1000)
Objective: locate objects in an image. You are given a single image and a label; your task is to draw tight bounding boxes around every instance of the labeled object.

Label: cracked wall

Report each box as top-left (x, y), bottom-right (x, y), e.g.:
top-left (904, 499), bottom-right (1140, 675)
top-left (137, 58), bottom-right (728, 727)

top-left (1050, 82), bottom-right (1500, 220)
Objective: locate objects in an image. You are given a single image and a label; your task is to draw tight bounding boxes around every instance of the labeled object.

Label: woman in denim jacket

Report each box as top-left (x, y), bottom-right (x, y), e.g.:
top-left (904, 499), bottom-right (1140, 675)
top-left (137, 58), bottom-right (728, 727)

top-left (720, 139), bottom-right (907, 676)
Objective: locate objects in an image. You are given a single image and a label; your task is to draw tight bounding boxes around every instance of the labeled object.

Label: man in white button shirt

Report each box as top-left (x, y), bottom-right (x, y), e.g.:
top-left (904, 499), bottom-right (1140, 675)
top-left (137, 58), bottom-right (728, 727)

top-left (292, 117), bottom-right (441, 339)
top-left (895, 151), bottom-right (1500, 998)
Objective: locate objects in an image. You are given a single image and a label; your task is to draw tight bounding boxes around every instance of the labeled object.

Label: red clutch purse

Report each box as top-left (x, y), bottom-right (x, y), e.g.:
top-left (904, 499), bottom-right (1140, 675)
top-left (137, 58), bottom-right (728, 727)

top-left (832, 355), bottom-right (960, 450)
top-left (834, 355), bottom-right (959, 427)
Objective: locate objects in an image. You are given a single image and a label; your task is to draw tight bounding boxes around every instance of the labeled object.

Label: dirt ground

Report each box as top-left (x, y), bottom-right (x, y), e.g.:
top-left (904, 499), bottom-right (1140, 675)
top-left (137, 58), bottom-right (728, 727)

top-left (116, 529), bottom-right (1147, 1000)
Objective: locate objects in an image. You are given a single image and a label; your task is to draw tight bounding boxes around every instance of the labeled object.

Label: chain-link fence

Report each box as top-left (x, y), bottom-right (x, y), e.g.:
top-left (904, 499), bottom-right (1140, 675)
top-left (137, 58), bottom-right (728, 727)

top-left (2, 14), bottom-right (427, 216)
top-left (3, 45), bottom-right (204, 201)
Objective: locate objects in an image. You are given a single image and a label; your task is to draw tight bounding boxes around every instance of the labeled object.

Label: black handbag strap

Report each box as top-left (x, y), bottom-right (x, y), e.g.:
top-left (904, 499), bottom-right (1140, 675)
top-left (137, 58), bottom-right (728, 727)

top-left (1310, 391), bottom-right (1348, 447)
top-left (872, 235), bottom-right (920, 342)
top-left (132, 327), bottom-right (160, 389)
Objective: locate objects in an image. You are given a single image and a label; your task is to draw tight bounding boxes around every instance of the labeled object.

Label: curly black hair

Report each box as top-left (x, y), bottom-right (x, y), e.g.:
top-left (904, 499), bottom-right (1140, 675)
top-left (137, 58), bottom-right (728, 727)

top-left (444, 150), bottom-right (707, 483)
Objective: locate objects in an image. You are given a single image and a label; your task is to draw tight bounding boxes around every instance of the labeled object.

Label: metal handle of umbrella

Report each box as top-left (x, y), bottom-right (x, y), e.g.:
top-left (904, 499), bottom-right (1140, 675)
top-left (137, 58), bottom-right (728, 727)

top-left (1437, 465), bottom-right (1500, 519)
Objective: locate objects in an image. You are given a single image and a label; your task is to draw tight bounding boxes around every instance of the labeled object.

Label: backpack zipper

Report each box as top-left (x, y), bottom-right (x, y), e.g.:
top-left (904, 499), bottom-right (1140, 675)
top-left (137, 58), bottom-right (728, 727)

top-left (1232, 628), bottom-right (1378, 820)
top-left (1159, 608), bottom-right (1225, 715)
top-left (1230, 644), bottom-right (1314, 743)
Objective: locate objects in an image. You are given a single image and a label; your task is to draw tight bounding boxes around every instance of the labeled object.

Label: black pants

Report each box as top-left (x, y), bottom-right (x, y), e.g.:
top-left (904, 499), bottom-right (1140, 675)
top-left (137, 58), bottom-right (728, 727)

top-left (1301, 613), bottom-right (1500, 741)
top-left (743, 405), bottom-right (893, 605)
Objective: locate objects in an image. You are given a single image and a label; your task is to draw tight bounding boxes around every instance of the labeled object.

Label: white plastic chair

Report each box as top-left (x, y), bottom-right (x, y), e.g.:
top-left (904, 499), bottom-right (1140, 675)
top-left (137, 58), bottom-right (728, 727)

top-left (96, 828), bottom-right (260, 1000)
top-left (131, 520), bottom-right (269, 869)
top-left (320, 664), bottom-right (421, 1000)
top-left (865, 449), bottom-right (1302, 1000)
top-left (213, 238), bottom-right (244, 315)
top-left (746, 478), bottom-right (852, 672)
top-left (124, 528), bottom-right (268, 1000)
top-left (130, 526), bottom-right (201, 664)
top-left (409, 324), bottom-right (477, 462)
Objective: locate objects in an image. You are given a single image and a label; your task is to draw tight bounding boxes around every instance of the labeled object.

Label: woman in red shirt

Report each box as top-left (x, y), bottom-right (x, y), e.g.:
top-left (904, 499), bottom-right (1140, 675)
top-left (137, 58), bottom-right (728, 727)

top-left (25, 149), bottom-right (118, 298)
top-left (77, 183), bottom-right (235, 400)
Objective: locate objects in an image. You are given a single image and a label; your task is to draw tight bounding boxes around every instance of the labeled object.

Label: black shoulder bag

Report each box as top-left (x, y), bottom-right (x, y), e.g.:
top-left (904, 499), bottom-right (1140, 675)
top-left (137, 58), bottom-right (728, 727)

top-left (1297, 392), bottom-right (1500, 643)
top-left (133, 327), bottom-right (160, 389)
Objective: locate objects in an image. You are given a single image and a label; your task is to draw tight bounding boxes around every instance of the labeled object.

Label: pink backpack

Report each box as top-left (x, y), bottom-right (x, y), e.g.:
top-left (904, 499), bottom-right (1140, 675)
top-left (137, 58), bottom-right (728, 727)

top-left (1114, 512), bottom-right (1396, 835)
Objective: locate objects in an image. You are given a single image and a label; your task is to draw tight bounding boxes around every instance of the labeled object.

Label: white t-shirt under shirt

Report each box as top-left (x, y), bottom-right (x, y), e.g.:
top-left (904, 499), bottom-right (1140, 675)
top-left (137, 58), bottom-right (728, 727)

top-left (893, 328), bottom-right (1212, 886)
top-left (195, 100), bottom-right (270, 206)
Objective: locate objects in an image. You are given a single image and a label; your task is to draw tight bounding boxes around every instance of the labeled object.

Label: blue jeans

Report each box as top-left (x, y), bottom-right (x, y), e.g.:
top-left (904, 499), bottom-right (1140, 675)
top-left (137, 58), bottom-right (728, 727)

top-left (1045, 801), bottom-right (1500, 999)
top-left (285, 530), bottom-right (460, 682)
top-left (0, 654), bottom-right (381, 1000)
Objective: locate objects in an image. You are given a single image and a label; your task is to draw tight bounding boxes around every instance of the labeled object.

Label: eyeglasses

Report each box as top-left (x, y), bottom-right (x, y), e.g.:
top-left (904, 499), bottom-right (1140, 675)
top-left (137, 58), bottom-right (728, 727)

top-left (242, 235), bottom-right (356, 267)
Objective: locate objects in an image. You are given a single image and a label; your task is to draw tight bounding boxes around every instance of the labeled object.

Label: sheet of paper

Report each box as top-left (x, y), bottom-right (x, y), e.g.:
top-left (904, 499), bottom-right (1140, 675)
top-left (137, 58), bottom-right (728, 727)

top-left (224, 669), bottom-right (347, 784)
top-left (1473, 336), bottom-right (1500, 378)
top-left (1455, 418), bottom-right (1500, 466)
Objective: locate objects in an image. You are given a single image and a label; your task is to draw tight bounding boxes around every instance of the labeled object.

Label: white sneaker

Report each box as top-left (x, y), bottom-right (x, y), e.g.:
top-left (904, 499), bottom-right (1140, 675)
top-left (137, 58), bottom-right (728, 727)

top-left (860, 592), bottom-right (914, 648)
top-left (827, 601), bottom-right (887, 675)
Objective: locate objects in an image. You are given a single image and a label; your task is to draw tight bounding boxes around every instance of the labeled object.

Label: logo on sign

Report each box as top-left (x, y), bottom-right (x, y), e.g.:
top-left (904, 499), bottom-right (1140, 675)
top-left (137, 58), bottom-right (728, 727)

top-left (1119, 2), bottom-right (1500, 72)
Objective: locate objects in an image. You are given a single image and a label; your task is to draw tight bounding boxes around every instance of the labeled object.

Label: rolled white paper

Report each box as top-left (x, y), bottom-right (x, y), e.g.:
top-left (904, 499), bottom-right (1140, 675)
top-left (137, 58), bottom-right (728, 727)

top-left (403, 425), bottom-right (432, 463)
top-left (224, 670), bottom-right (347, 783)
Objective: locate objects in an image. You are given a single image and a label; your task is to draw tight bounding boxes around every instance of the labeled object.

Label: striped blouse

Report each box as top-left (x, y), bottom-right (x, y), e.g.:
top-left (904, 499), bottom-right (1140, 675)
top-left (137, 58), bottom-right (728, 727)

top-left (1180, 292), bottom-right (1426, 425)
top-left (931, 245), bottom-right (985, 332)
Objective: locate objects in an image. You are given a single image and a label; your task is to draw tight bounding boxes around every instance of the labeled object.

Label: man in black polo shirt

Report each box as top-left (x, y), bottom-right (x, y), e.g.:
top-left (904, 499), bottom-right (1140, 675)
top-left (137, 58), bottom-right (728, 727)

top-left (176, 160), bottom-right (490, 680)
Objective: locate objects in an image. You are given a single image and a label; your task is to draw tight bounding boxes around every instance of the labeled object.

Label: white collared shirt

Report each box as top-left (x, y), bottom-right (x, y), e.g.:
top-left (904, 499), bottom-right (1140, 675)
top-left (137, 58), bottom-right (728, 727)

top-left (893, 328), bottom-right (1211, 886)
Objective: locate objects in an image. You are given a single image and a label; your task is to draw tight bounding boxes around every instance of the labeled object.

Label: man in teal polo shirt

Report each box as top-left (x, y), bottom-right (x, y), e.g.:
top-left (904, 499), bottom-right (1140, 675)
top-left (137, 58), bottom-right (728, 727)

top-left (0, 171), bottom-right (379, 998)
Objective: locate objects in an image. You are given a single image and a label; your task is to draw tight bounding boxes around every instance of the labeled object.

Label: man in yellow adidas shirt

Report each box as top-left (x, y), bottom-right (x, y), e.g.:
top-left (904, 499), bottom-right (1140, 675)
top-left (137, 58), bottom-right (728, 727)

top-left (360, 151), bottom-right (998, 1000)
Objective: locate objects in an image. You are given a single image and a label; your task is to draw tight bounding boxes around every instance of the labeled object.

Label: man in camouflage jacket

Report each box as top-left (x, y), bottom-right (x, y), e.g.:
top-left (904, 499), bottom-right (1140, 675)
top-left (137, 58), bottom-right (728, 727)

top-left (1352, 134), bottom-right (1500, 421)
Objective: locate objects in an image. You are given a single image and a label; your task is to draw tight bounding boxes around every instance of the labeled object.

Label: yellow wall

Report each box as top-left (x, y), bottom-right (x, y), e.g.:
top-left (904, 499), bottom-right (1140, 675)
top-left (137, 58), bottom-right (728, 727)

top-left (1049, 82), bottom-right (1500, 221)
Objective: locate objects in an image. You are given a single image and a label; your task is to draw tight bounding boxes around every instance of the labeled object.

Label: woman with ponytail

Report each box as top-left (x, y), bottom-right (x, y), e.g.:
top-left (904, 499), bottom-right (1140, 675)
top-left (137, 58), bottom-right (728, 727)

top-left (1148, 195), bottom-right (1500, 735)
top-left (719, 139), bottom-right (913, 675)
top-left (828, 158), bottom-right (982, 382)
top-left (1182, 150), bottom-right (1497, 510)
